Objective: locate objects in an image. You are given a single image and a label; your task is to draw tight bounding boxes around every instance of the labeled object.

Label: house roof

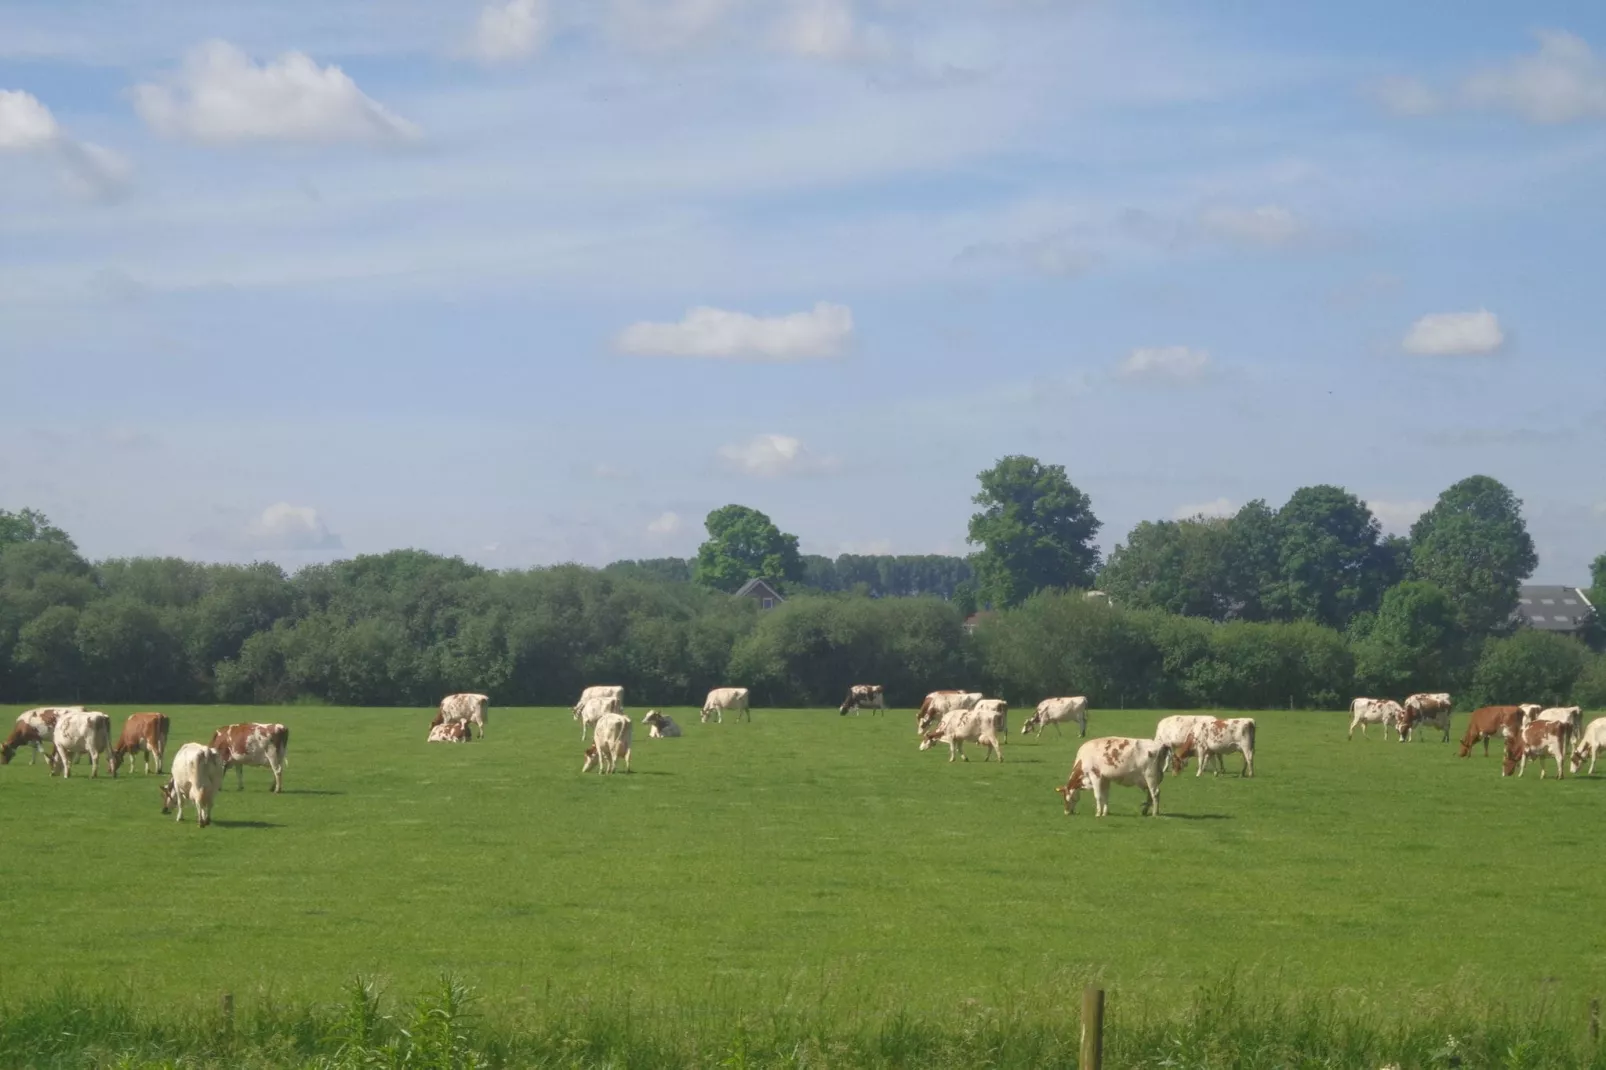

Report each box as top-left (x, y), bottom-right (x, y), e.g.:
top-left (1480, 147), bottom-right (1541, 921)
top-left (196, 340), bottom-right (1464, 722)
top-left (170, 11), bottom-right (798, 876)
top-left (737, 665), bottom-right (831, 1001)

top-left (733, 578), bottom-right (784, 601)
top-left (1515, 585), bottom-right (1595, 632)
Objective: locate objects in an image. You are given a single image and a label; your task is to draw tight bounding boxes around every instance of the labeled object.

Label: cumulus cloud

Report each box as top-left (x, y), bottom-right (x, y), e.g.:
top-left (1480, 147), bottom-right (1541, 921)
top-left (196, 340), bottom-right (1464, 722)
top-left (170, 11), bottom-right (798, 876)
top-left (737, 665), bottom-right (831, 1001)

top-left (1198, 205), bottom-right (1305, 247)
top-left (716, 433), bottom-right (836, 478)
top-left (1117, 345), bottom-right (1212, 384)
top-left (132, 40), bottom-right (422, 145)
top-left (1173, 498), bottom-right (1236, 520)
top-left (616, 302), bottom-right (853, 361)
top-left (246, 502), bottom-right (343, 551)
top-left (468, 0), bottom-right (548, 63)
top-left (0, 89), bottom-right (130, 200)
top-left (0, 89), bottom-right (58, 148)
top-left (1367, 499), bottom-right (1432, 534)
top-left (1463, 30), bottom-right (1606, 123)
top-left (1402, 309), bottom-right (1505, 356)
top-left (646, 511), bottom-right (684, 536)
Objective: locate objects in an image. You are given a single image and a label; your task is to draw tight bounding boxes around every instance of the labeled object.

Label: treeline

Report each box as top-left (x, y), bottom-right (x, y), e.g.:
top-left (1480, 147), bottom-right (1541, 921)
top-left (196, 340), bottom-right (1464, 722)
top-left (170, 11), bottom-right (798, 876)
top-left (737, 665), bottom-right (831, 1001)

top-left (607, 553), bottom-right (973, 600)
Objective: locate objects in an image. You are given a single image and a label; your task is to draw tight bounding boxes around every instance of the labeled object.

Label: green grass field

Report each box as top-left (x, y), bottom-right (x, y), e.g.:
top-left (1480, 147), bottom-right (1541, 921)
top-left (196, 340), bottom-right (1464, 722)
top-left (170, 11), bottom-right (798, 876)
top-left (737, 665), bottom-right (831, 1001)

top-left (3, 703), bottom-right (1605, 1061)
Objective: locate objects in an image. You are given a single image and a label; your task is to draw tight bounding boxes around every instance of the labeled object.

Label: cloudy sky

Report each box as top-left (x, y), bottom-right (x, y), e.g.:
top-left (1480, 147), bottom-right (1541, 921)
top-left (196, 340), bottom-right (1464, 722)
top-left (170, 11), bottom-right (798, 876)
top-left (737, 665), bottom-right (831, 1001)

top-left (3, 0), bottom-right (1603, 581)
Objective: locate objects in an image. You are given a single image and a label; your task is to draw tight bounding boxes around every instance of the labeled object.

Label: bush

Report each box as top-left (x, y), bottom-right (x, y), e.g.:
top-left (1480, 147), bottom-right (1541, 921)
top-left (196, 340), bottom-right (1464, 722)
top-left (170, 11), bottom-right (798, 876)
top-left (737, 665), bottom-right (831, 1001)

top-left (1467, 630), bottom-right (1589, 708)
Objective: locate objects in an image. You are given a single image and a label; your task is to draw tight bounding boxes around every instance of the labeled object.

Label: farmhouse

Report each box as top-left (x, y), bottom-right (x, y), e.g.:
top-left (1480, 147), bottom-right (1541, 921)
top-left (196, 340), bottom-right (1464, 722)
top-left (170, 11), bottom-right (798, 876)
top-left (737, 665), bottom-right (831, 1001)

top-left (733, 578), bottom-right (785, 611)
top-left (1515, 585), bottom-right (1596, 639)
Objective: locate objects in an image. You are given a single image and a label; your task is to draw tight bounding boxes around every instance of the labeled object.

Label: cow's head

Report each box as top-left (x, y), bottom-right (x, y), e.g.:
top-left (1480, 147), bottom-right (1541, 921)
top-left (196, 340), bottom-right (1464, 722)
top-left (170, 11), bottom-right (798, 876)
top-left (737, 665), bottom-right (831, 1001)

top-left (1570, 746), bottom-right (1589, 774)
top-left (581, 745), bottom-right (599, 773)
top-left (160, 778), bottom-right (178, 813)
top-left (1170, 738), bottom-right (1195, 775)
top-left (1501, 734), bottom-right (1522, 777)
top-left (1395, 709), bottom-right (1416, 741)
top-left (917, 730), bottom-right (945, 752)
top-left (1055, 761), bottom-right (1086, 814)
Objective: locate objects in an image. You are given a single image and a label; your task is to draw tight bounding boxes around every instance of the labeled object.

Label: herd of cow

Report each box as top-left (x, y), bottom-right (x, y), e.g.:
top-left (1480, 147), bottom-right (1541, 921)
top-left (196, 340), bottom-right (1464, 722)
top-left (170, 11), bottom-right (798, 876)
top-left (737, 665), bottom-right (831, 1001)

top-left (1348, 693), bottom-right (1606, 778)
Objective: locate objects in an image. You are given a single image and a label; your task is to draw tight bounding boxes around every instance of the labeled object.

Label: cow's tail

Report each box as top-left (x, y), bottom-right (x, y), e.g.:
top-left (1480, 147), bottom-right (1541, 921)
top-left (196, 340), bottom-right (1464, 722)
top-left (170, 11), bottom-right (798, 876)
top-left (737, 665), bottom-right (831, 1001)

top-left (1243, 722), bottom-right (1256, 770)
top-left (275, 725), bottom-right (290, 767)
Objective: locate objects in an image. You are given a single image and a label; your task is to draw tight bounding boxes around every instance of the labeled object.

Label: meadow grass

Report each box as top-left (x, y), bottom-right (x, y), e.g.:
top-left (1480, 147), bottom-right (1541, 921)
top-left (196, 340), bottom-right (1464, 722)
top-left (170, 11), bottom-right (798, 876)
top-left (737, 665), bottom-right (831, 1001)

top-left (2, 703), bottom-right (1605, 1067)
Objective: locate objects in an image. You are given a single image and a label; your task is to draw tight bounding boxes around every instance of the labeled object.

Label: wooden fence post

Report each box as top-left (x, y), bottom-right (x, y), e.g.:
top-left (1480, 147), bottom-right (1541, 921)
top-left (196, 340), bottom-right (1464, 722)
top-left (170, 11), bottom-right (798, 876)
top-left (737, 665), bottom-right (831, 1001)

top-left (1590, 997), bottom-right (1599, 1044)
top-left (1080, 985), bottom-right (1104, 1070)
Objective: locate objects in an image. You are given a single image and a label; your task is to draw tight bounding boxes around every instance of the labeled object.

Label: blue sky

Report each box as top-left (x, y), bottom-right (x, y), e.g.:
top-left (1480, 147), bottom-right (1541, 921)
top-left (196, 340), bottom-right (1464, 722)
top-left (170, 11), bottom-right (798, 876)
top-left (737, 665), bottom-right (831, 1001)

top-left (2, 0), bottom-right (1603, 581)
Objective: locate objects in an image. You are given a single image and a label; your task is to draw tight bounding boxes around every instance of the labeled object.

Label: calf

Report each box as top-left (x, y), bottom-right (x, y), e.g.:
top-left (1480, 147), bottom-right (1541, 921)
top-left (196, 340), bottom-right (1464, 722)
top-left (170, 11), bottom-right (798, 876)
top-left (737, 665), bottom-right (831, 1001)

top-left (1457, 706), bottom-right (1525, 758)
top-left (918, 707), bottom-right (1002, 763)
top-left (838, 684), bottom-right (885, 716)
top-left (701, 687), bottom-right (750, 724)
top-left (582, 712), bottom-right (632, 774)
top-left (160, 743), bottom-right (225, 827)
top-left (1054, 737), bottom-right (1171, 818)
top-left (915, 690), bottom-right (982, 733)
top-left (427, 721), bottom-right (472, 743)
top-left (1348, 698), bottom-right (1402, 740)
top-left (1398, 693), bottom-right (1452, 743)
top-left (110, 712), bottom-right (170, 775)
top-left (1502, 719), bottom-right (1570, 779)
top-left (0, 707), bottom-right (79, 766)
top-left (48, 711), bottom-right (112, 779)
top-left (1172, 718), bottom-right (1256, 778)
top-left (1021, 696), bottom-right (1088, 739)
top-left (642, 710), bottom-right (682, 738)
top-left (575, 695), bottom-right (622, 740)
top-left (210, 722), bottom-right (289, 793)
top-left (436, 693), bottom-right (489, 740)
top-left (1569, 717), bottom-right (1606, 776)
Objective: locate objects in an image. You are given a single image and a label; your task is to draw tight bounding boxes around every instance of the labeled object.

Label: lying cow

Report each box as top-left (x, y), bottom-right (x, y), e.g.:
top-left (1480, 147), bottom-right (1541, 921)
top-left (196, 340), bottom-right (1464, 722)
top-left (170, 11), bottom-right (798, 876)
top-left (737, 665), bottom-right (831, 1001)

top-left (435, 693), bottom-right (489, 740)
top-left (1172, 718), bottom-right (1256, 778)
top-left (701, 687), bottom-right (750, 724)
top-left (1021, 696), bottom-right (1088, 739)
top-left (1398, 693), bottom-right (1452, 743)
top-left (1570, 717), bottom-right (1606, 776)
top-left (161, 743), bottom-right (225, 828)
top-left (48, 711), bottom-right (112, 779)
top-left (427, 721), bottom-right (472, 743)
top-left (918, 706), bottom-right (1003, 763)
top-left (1054, 737), bottom-right (1172, 818)
top-left (1503, 719), bottom-right (1570, 779)
top-left (915, 690), bottom-right (982, 733)
top-left (110, 712), bottom-right (170, 775)
top-left (1457, 706), bottom-right (1525, 758)
top-left (0, 706), bottom-right (80, 766)
top-left (575, 695), bottom-right (622, 740)
top-left (642, 710), bottom-right (681, 738)
top-left (581, 712), bottom-right (632, 774)
top-left (210, 722), bottom-right (289, 793)
top-left (1348, 698), bottom-right (1402, 741)
top-left (839, 684), bottom-right (885, 716)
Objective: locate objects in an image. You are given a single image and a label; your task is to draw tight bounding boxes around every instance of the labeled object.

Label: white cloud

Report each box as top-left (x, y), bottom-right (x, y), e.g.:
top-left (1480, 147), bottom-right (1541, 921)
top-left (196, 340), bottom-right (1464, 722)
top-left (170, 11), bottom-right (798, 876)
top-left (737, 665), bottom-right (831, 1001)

top-left (0, 89), bottom-right (59, 148)
top-left (1173, 498), bottom-right (1236, 520)
top-left (616, 302), bottom-right (853, 361)
top-left (1117, 345), bottom-right (1212, 383)
top-left (1402, 309), bottom-right (1505, 356)
top-left (1374, 76), bottom-right (1443, 117)
top-left (778, 0), bottom-right (866, 61)
top-left (132, 40), bottom-right (422, 145)
top-left (646, 511), bottom-right (684, 536)
top-left (1198, 204), bottom-right (1305, 247)
top-left (0, 89), bottom-right (130, 199)
top-left (469, 0), bottom-right (548, 63)
top-left (715, 433), bottom-right (836, 477)
top-left (1367, 499), bottom-right (1432, 534)
top-left (246, 502), bottom-right (342, 551)
top-left (1462, 30), bottom-right (1606, 124)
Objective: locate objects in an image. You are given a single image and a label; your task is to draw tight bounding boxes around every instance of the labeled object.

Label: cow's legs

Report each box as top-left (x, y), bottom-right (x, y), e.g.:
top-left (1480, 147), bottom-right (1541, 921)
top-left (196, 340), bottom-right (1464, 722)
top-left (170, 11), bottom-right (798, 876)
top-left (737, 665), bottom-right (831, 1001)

top-left (271, 760), bottom-right (283, 793)
top-left (1093, 779), bottom-right (1110, 818)
top-left (236, 763), bottom-right (246, 790)
top-left (1242, 750), bottom-right (1253, 777)
top-left (1349, 717), bottom-right (1359, 740)
top-left (90, 748), bottom-right (100, 778)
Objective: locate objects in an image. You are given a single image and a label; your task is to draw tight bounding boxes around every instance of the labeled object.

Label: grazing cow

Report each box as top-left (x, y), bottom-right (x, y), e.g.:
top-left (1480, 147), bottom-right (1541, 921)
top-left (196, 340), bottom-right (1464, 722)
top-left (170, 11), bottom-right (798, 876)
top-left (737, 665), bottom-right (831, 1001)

top-left (1502, 719), bottom-right (1570, 779)
top-left (918, 706), bottom-right (1003, 763)
top-left (915, 690), bottom-right (982, 733)
top-left (47, 711), bottom-right (112, 779)
top-left (435, 693), bottom-right (489, 740)
top-left (575, 695), bottom-right (622, 740)
top-left (574, 686), bottom-right (624, 719)
top-left (210, 723), bottom-right (289, 793)
top-left (160, 743), bottom-right (226, 828)
top-left (701, 687), bottom-right (751, 724)
top-left (582, 712), bottom-right (632, 774)
top-left (642, 710), bottom-right (681, 738)
top-left (1529, 705), bottom-right (1583, 741)
top-left (1348, 698), bottom-right (1403, 740)
top-left (0, 706), bottom-right (80, 766)
top-left (1054, 737), bottom-right (1172, 818)
top-left (1021, 696), bottom-right (1089, 739)
top-left (1154, 715), bottom-right (1218, 766)
top-left (1172, 718), bottom-right (1256, 778)
top-left (110, 712), bottom-right (170, 776)
top-left (1398, 693), bottom-right (1452, 742)
top-left (838, 684), bottom-right (885, 717)
top-left (427, 721), bottom-right (472, 743)
top-left (1457, 706), bottom-right (1526, 758)
top-left (971, 698), bottom-right (1008, 738)
top-left (1569, 717), bottom-right (1606, 776)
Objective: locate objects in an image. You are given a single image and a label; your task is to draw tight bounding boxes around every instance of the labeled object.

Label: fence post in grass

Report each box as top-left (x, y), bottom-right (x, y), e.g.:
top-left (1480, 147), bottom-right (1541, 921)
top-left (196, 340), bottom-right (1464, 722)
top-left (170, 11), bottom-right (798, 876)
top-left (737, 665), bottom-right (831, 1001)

top-left (221, 991), bottom-right (234, 1038)
top-left (1590, 997), bottom-right (1600, 1044)
top-left (1080, 985), bottom-right (1104, 1070)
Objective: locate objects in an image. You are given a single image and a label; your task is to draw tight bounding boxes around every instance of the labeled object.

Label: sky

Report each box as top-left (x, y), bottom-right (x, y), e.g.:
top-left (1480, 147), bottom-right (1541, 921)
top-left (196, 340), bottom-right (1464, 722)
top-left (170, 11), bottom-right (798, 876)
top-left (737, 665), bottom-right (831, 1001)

top-left (2, 0), bottom-right (1604, 582)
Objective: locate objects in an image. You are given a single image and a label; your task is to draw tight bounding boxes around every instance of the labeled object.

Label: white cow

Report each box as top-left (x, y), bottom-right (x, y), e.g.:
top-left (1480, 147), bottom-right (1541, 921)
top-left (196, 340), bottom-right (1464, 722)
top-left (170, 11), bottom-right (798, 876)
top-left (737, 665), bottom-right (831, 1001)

top-left (574, 686), bottom-right (624, 718)
top-left (210, 723), bottom-right (290, 793)
top-left (1020, 696), bottom-right (1088, 739)
top-left (701, 687), bottom-right (750, 723)
top-left (48, 711), bottom-right (112, 779)
top-left (1055, 737), bottom-right (1172, 818)
top-left (582, 712), bottom-right (632, 774)
top-left (436, 693), bottom-right (489, 740)
top-left (971, 698), bottom-right (1008, 738)
top-left (1569, 717), bottom-right (1606, 776)
top-left (1399, 693), bottom-right (1452, 742)
top-left (427, 721), bottom-right (472, 743)
top-left (1503, 719), bottom-right (1570, 779)
top-left (161, 743), bottom-right (226, 827)
top-left (915, 690), bottom-right (982, 733)
top-left (0, 706), bottom-right (82, 766)
top-left (642, 710), bottom-right (682, 738)
top-left (1173, 717), bottom-right (1256, 778)
top-left (1528, 705), bottom-right (1583, 741)
top-left (575, 695), bottom-right (623, 740)
top-left (918, 706), bottom-right (1003, 763)
top-left (1154, 715), bottom-right (1218, 757)
top-left (1347, 698), bottom-right (1402, 740)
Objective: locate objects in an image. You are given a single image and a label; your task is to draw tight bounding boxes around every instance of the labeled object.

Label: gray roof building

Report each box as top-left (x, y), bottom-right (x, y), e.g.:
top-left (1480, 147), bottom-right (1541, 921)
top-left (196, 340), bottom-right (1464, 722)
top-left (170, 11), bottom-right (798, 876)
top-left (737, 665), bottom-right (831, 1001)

top-left (1515, 585), bottom-right (1596, 635)
top-left (733, 578), bottom-right (785, 610)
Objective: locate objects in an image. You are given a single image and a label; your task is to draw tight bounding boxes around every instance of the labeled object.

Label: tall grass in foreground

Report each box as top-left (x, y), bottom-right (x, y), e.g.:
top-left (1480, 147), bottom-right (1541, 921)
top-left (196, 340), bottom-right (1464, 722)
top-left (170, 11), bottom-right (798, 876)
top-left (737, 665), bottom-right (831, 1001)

top-left (3, 976), bottom-right (1603, 1069)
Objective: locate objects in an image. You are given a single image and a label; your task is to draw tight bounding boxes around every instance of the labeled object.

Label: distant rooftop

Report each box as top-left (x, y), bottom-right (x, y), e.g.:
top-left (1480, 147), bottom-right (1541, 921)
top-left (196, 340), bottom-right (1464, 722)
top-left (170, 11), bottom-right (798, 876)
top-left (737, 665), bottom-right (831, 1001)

top-left (1515, 585), bottom-right (1595, 633)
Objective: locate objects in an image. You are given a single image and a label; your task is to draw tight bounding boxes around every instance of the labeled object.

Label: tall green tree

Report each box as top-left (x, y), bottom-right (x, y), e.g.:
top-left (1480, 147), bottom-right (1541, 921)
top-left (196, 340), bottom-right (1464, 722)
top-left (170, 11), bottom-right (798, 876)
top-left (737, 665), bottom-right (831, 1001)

top-left (1350, 581), bottom-right (1463, 696)
top-left (966, 455), bottom-right (1101, 608)
top-left (1222, 500), bottom-right (1282, 621)
top-left (0, 508), bottom-right (75, 550)
top-left (1409, 475), bottom-right (1537, 637)
top-left (1098, 517), bottom-right (1233, 620)
top-left (1264, 485), bottom-right (1393, 628)
top-left (693, 506), bottom-right (803, 593)
top-left (1589, 553), bottom-right (1605, 609)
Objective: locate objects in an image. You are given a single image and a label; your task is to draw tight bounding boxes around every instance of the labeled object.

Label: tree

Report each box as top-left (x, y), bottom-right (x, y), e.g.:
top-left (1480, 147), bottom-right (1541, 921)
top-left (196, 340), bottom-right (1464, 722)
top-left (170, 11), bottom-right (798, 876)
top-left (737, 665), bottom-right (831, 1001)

top-left (1264, 485), bottom-right (1392, 629)
top-left (1468, 630), bottom-right (1587, 709)
top-left (692, 506), bottom-right (803, 593)
top-left (1409, 475), bottom-right (1537, 638)
top-left (1221, 500), bottom-right (1281, 621)
top-left (966, 455), bottom-right (1101, 608)
top-left (1098, 517), bottom-right (1233, 620)
top-left (1590, 553), bottom-right (1606, 609)
top-left (0, 508), bottom-right (75, 551)
top-left (1350, 581), bottom-right (1463, 696)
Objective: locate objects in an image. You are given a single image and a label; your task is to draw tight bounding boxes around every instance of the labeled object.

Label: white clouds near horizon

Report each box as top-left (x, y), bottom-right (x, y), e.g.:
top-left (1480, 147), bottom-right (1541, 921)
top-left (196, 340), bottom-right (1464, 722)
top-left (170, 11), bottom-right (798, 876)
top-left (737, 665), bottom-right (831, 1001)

top-left (0, 89), bottom-right (129, 199)
top-left (1402, 310), bottom-right (1505, 356)
top-left (616, 303), bottom-right (853, 360)
top-left (1117, 346), bottom-right (1212, 384)
top-left (247, 503), bottom-right (343, 552)
top-left (715, 434), bottom-right (835, 478)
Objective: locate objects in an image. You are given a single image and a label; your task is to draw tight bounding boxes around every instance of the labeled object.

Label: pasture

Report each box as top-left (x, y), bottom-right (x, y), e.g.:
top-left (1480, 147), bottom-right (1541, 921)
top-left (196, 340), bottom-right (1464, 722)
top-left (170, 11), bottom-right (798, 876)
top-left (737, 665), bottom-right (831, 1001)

top-left (3, 703), bottom-right (1606, 1060)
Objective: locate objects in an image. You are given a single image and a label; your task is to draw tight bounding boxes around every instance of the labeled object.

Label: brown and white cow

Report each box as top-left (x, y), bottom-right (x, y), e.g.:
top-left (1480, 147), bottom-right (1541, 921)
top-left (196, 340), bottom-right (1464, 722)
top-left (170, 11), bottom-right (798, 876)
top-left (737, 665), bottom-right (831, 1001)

top-left (1527, 705), bottom-right (1583, 741)
top-left (0, 706), bottom-right (80, 766)
top-left (1172, 718), bottom-right (1256, 778)
top-left (1054, 737), bottom-right (1172, 818)
top-left (161, 743), bottom-right (226, 827)
top-left (48, 711), bottom-right (112, 779)
top-left (1457, 706), bottom-right (1525, 758)
top-left (915, 690), bottom-right (982, 733)
top-left (1154, 715), bottom-right (1216, 761)
top-left (435, 693), bottom-right (489, 740)
top-left (838, 684), bottom-right (885, 716)
top-left (1021, 696), bottom-right (1089, 739)
top-left (210, 722), bottom-right (289, 793)
top-left (1569, 717), bottom-right (1606, 776)
top-left (581, 712), bottom-right (632, 774)
top-left (918, 706), bottom-right (1003, 763)
top-left (1398, 693), bottom-right (1452, 742)
top-left (1502, 719), bottom-right (1570, 779)
top-left (1348, 698), bottom-right (1403, 740)
top-left (427, 720), bottom-right (472, 743)
top-left (701, 687), bottom-right (750, 723)
top-left (110, 712), bottom-right (170, 775)
top-left (642, 710), bottom-right (682, 738)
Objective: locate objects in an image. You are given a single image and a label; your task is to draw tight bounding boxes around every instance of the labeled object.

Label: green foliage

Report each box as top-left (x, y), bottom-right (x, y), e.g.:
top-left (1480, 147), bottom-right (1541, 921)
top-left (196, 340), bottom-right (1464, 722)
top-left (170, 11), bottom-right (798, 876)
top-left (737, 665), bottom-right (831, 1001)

top-left (1467, 630), bottom-right (1588, 708)
top-left (1264, 485), bottom-right (1395, 628)
top-left (800, 553), bottom-right (973, 599)
top-left (966, 455), bottom-right (1101, 608)
top-left (973, 590), bottom-right (1162, 706)
top-left (693, 505), bottom-right (803, 593)
top-left (1410, 475), bottom-right (1537, 637)
top-left (0, 506), bottom-right (75, 550)
top-left (1221, 499), bottom-right (1282, 622)
top-left (1573, 654), bottom-right (1606, 709)
top-left (1591, 553), bottom-right (1606, 608)
top-left (1350, 581), bottom-right (1465, 697)
top-left (1098, 516), bottom-right (1234, 619)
